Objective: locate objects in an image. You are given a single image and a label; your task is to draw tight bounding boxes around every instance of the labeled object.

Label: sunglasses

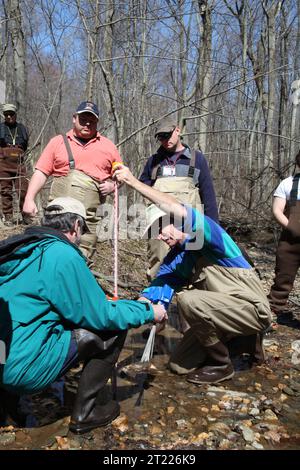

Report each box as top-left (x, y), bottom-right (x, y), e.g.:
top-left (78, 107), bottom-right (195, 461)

top-left (156, 131), bottom-right (173, 142)
top-left (4, 112), bottom-right (16, 117)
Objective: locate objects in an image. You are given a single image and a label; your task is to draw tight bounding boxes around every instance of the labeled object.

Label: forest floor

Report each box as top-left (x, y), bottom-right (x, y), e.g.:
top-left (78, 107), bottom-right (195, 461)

top-left (0, 222), bottom-right (300, 451)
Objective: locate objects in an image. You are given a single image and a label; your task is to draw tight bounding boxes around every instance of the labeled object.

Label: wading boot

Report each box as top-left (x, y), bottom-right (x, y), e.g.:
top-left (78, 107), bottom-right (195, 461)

top-left (69, 329), bottom-right (126, 434)
top-left (0, 388), bottom-right (26, 427)
top-left (0, 389), bottom-right (7, 426)
top-left (69, 357), bottom-right (120, 434)
top-left (187, 341), bottom-right (234, 385)
top-left (227, 333), bottom-right (265, 365)
top-left (248, 333), bottom-right (265, 365)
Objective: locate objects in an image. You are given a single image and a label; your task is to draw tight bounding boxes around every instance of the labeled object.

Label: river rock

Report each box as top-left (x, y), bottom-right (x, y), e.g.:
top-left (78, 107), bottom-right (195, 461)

top-left (241, 426), bottom-right (256, 443)
top-left (249, 408), bottom-right (260, 416)
top-left (264, 409), bottom-right (278, 421)
top-left (0, 432), bottom-right (16, 446)
top-left (252, 441), bottom-right (264, 449)
top-left (208, 422), bottom-right (231, 435)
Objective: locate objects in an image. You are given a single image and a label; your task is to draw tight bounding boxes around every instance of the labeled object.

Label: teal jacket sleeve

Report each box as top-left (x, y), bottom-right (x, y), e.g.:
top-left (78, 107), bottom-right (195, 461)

top-left (45, 244), bottom-right (154, 330)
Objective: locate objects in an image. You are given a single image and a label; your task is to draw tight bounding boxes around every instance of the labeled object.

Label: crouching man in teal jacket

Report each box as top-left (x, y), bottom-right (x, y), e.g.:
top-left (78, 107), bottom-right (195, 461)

top-left (0, 197), bottom-right (167, 434)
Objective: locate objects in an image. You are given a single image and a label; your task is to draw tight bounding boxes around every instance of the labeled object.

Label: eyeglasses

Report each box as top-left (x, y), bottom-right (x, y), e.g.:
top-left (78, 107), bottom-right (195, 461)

top-left (156, 131), bottom-right (173, 142)
top-left (3, 112), bottom-right (16, 117)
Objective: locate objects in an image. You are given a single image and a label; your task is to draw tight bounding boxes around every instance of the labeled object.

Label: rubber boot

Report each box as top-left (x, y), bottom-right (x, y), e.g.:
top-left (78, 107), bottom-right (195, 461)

top-left (187, 341), bottom-right (234, 385)
top-left (69, 329), bottom-right (126, 434)
top-left (0, 388), bottom-right (8, 426)
top-left (0, 388), bottom-right (26, 427)
top-left (248, 333), bottom-right (265, 365)
top-left (69, 357), bottom-right (120, 434)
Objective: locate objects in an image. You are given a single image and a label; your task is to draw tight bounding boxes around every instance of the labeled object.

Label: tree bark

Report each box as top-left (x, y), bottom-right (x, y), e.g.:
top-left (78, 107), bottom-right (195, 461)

top-left (6, 0), bottom-right (26, 115)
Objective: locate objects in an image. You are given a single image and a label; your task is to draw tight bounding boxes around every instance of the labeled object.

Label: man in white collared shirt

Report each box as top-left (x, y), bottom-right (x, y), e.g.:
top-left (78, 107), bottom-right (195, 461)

top-left (268, 151), bottom-right (300, 317)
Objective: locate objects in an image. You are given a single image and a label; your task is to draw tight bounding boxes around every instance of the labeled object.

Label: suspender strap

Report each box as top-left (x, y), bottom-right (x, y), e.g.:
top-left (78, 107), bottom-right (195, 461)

top-left (151, 161), bottom-right (161, 181)
top-left (188, 149), bottom-right (196, 178)
top-left (62, 134), bottom-right (75, 170)
top-left (18, 123), bottom-right (28, 145)
top-left (0, 123), bottom-right (6, 141)
top-left (290, 173), bottom-right (300, 205)
top-left (151, 149), bottom-right (197, 180)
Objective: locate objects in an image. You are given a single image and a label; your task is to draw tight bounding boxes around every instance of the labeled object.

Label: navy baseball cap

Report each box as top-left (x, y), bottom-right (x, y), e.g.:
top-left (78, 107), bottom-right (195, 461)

top-left (76, 101), bottom-right (99, 119)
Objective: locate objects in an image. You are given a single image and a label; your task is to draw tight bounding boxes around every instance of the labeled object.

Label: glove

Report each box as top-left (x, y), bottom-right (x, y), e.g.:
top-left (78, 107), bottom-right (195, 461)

top-left (141, 284), bottom-right (174, 309)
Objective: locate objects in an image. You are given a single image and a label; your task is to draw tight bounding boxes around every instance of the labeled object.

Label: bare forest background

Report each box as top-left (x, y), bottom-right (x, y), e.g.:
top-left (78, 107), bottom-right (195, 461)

top-left (1, 0), bottom-right (300, 233)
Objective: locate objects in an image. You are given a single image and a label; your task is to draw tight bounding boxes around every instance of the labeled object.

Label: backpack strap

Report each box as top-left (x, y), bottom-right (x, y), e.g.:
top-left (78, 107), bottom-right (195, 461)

top-left (62, 134), bottom-right (75, 169)
top-left (290, 173), bottom-right (300, 205)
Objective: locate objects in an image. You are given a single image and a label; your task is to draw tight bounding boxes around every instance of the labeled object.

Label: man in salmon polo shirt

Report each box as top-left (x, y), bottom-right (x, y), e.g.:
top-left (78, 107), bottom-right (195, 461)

top-left (23, 101), bottom-right (121, 264)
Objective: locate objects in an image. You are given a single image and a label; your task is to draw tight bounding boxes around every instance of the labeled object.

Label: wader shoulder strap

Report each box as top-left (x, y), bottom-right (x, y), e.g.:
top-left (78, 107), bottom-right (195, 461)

top-left (61, 134), bottom-right (75, 169)
top-left (151, 157), bottom-right (161, 181)
top-left (151, 149), bottom-right (197, 181)
top-left (0, 123), bottom-right (5, 141)
top-left (290, 173), bottom-right (300, 205)
top-left (188, 149), bottom-right (196, 178)
top-left (18, 123), bottom-right (28, 143)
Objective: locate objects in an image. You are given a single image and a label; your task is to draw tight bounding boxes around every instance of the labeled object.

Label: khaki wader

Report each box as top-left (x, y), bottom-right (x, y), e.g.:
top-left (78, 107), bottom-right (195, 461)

top-left (269, 174), bottom-right (300, 313)
top-left (169, 265), bottom-right (272, 374)
top-left (49, 170), bottom-right (103, 262)
top-left (147, 176), bottom-right (202, 280)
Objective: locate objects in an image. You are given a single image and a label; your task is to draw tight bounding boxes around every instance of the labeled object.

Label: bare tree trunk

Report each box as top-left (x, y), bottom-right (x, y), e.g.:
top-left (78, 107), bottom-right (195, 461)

top-left (166, 0), bottom-right (192, 124)
top-left (86, 1), bottom-right (100, 100)
top-left (290, 0), bottom-right (300, 164)
top-left (0, 2), bottom-right (9, 97)
top-left (102, 0), bottom-right (119, 141)
top-left (195, 0), bottom-right (212, 153)
top-left (262, 1), bottom-right (282, 175)
top-left (177, 0), bottom-right (188, 125)
top-left (76, 0), bottom-right (119, 141)
top-left (6, 0), bottom-right (26, 115)
top-left (277, 5), bottom-right (288, 175)
top-left (135, 1), bottom-right (148, 180)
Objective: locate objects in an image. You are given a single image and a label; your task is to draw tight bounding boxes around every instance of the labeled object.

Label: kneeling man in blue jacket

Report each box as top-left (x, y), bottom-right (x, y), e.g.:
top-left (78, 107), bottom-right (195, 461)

top-left (0, 197), bottom-right (166, 434)
top-left (113, 165), bottom-right (272, 386)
